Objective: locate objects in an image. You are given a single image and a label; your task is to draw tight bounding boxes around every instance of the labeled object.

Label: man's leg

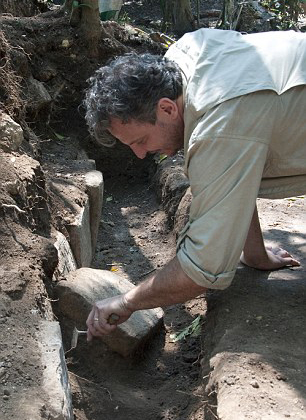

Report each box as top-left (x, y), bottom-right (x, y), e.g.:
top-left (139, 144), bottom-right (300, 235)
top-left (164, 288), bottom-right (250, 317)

top-left (240, 204), bottom-right (300, 270)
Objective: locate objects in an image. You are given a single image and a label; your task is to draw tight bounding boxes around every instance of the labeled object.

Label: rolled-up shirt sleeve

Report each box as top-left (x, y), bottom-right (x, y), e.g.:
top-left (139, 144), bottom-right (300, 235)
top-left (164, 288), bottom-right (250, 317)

top-left (176, 135), bottom-right (268, 289)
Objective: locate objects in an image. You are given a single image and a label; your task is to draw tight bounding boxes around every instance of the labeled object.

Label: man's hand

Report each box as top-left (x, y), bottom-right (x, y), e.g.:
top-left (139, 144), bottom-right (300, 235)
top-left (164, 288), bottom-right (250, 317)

top-left (86, 257), bottom-right (206, 341)
top-left (86, 294), bottom-right (133, 341)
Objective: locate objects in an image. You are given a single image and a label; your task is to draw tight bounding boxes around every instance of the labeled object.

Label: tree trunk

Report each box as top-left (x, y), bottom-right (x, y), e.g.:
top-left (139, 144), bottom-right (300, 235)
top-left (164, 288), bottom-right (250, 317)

top-left (161, 0), bottom-right (195, 36)
top-left (62, 0), bottom-right (74, 12)
top-left (80, 0), bottom-right (101, 57)
top-left (63, 0), bottom-right (101, 57)
top-left (219, 0), bottom-right (241, 30)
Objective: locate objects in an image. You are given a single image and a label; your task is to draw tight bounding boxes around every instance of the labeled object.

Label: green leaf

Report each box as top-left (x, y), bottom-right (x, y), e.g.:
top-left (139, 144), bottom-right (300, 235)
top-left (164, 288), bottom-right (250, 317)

top-left (169, 315), bottom-right (203, 343)
top-left (73, 1), bottom-right (93, 9)
top-left (79, 3), bottom-right (93, 8)
top-left (53, 132), bottom-right (66, 140)
top-left (158, 154), bottom-right (168, 163)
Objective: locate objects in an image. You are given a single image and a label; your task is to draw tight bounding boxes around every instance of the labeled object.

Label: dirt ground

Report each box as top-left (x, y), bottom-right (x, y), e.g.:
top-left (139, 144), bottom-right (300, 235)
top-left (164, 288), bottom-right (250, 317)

top-left (0, 2), bottom-right (306, 420)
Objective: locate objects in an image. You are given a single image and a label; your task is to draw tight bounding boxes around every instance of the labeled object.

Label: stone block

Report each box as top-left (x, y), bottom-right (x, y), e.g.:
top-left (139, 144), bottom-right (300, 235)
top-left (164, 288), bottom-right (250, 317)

top-left (56, 268), bottom-right (164, 357)
top-left (52, 230), bottom-right (77, 281)
top-left (0, 112), bottom-right (24, 152)
top-left (26, 76), bottom-right (52, 114)
top-left (66, 198), bottom-right (92, 267)
top-left (38, 320), bottom-right (73, 420)
top-left (85, 170), bottom-right (104, 254)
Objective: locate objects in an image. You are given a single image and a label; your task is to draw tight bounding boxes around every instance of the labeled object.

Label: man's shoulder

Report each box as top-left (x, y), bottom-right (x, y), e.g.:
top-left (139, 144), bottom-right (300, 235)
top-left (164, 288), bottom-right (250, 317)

top-left (165, 28), bottom-right (238, 59)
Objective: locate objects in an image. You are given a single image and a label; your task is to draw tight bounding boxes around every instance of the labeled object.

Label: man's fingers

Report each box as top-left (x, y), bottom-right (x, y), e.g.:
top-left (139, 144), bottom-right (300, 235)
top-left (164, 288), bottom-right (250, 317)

top-left (87, 328), bottom-right (93, 342)
top-left (91, 307), bottom-right (106, 335)
top-left (86, 306), bottom-right (118, 338)
top-left (86, 295), bottom-right (131, 339)
top-left (86, 307), bottom-right (103, 338)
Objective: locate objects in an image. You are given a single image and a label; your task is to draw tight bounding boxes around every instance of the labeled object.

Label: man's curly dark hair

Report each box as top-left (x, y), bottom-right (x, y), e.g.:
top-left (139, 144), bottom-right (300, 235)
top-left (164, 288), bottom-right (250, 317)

top-left (84, 52), bottom-right (183, 146)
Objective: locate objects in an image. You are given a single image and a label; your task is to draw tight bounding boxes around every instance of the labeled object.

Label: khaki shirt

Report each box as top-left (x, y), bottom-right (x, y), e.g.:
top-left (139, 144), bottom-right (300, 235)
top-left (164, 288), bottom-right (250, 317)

top-left (165, 29), bottom-right (306, 289)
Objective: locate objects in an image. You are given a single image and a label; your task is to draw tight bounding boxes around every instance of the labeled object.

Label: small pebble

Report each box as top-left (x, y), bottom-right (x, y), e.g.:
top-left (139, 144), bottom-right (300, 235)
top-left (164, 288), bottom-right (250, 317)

top-left (182, 353), bottom-right (198, 363)
top-left (190, 371), bottom-right (198, 380)
top-left (250, 380), bottom-right (259, 388)
top-left (225, 377), bottom-right (235, 385)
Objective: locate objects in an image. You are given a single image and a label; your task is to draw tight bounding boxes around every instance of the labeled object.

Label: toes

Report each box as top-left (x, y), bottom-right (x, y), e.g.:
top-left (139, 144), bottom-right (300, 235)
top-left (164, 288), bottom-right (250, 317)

top-left (283, 257), bottom-right (300, 267)
top-left (279, 250), bottom-right (291, 258)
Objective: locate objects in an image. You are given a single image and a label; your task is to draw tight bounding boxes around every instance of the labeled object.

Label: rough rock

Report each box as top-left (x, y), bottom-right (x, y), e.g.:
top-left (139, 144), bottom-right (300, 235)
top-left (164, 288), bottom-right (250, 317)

top-left (55, 268), bottom-right (164, 356)
top-left (174, 187), bottom-right (192, 239)
top-left (153, 153), bottom-right (189, 226)
top-left (1, 153), bottom-right (51, 234)
top-left (52, 230), bottom-right (77, 281)
top-left (25, 76), bottom-right (52, 115)
top-left (0, 112), bottom-right (24, 152)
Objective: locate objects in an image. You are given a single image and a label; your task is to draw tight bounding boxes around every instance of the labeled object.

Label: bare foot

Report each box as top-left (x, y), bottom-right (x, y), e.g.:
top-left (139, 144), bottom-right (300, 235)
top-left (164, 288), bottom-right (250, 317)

top-left (240, 246), bottom-right (300, 271)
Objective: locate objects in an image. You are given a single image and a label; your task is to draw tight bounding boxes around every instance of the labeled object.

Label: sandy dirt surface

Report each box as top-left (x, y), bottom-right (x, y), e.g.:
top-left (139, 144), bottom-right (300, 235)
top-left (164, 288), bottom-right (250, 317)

top-left (202, 197), bottom-right (306, 420)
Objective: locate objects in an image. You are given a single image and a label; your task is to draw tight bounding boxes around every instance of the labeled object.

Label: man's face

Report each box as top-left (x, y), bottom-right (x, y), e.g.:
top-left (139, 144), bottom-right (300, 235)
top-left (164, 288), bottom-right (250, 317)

top-left (108, 98), bottom-right (184, 159)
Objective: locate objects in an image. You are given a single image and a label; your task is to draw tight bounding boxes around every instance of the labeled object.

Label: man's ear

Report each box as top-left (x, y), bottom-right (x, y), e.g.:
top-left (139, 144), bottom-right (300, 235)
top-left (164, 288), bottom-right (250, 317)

top-left (156, 97), bottom-right (178, 120)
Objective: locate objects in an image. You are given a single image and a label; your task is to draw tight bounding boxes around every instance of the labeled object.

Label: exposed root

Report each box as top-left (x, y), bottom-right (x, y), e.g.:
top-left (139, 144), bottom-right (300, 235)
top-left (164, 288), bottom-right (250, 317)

top-left (68, 371), bottom-right (113, 401)
top-left (1, 203), bottom-right (26, 213)
top-left (0, 30), bottom-right (24, 118)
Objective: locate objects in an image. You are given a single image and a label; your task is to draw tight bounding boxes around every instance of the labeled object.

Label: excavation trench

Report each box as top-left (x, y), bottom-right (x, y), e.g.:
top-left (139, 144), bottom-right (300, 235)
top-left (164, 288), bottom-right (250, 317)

top-left (57, 144), bottom-right (209, 420)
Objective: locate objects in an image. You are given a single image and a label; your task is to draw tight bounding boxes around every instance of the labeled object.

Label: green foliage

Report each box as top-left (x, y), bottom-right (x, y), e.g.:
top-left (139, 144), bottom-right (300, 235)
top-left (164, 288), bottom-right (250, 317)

top-left (157, 154), bottom-right (168, 163)
top-left (169, 315), bottom-right (203, 343)
top-left (72, 1), bottom-right (93, 9)
top-left (117, 11), bottom-right (131, 24)
top-left (261, 0), bottom-right (303, 29)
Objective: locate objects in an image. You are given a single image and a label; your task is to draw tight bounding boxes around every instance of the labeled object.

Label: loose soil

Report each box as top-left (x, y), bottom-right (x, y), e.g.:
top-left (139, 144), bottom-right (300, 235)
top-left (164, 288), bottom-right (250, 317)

top-left (0, 2), bottom-right (305, 420)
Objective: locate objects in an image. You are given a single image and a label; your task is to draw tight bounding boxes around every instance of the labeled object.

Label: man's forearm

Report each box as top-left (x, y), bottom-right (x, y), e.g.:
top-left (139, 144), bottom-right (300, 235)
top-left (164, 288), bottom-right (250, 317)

top-left (124, 256), bottom-right (207, 311)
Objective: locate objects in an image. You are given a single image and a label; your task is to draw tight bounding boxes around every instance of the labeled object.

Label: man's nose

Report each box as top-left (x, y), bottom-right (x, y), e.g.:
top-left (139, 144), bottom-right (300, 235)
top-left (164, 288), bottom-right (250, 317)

top-left (130, 144), bottom-right (147, 159)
